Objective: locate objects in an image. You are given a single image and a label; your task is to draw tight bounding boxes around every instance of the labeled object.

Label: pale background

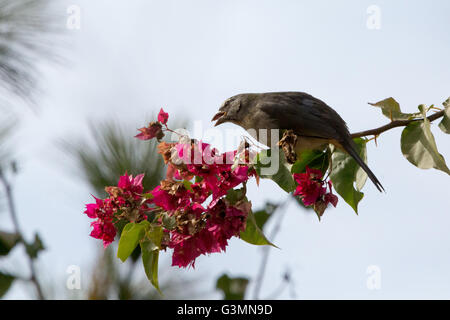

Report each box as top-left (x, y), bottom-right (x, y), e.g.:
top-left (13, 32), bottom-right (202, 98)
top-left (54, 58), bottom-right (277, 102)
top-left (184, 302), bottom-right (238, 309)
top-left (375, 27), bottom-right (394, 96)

top-left (3, 0), bottom-right (450, 299)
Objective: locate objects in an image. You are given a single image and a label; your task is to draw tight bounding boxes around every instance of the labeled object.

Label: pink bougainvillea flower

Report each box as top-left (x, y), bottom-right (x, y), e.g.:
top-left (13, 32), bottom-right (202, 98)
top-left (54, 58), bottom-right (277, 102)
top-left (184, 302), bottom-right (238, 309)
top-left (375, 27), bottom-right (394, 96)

top-left (150, 186), bottom-right (178, 211)
top-left (84, 173), bottom-right (149, 247)
top-left (293, 166), bottom-right (326, 206)
top-left (324, 193), bottom-right (338, 207)
top-left (84, 196), bottom-right (103, 219)
top-left (90, 220), bottom-right (116, 248)
top-left (169, 199), bottom-right (249, 268)
top-left (208, 165), bottom-right (250, 200)
top-left (135, 122), bottom-right (164, 141)
top-left (323, 181), bottom-right (338, 207)
top-left (293, 167), bottom-right (339, 217)
top-left (189, 180), bottom-right (211, 204)
top-left (150, 184), bottom-right (190, 212)
top-left (170, 228), bottom-right (218, 268)
top-left (207, 199), bottom-right (247, 241)
top-left (118, 173), bottom-right (144, 195)
top-left (84, 196), bottom-right (116, 248)
top-left (157, 108), bottom-right (169, 125)
top-left (175, 140), bottom-right (214, 166)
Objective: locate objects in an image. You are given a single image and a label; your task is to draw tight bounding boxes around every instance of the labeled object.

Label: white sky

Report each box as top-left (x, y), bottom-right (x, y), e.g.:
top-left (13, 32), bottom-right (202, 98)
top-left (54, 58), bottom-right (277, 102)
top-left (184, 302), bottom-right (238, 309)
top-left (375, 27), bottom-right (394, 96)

top-left (3, 0), bottom-right (450, 299)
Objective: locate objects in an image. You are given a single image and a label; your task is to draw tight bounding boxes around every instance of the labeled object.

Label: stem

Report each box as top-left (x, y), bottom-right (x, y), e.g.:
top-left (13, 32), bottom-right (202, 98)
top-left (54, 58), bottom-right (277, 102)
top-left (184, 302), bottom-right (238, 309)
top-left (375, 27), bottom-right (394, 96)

top-left (351, 110), bottom-right (445, 138)
top-left (252, 197), bottom-right (290, 299)
top-left (0, 170), bottom-right (45, 300)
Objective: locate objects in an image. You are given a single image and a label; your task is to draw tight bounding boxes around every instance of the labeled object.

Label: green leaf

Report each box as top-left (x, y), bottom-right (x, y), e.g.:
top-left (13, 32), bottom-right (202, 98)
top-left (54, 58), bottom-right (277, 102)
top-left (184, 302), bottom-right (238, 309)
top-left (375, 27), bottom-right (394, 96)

top-left (117, 221), bottom-right (149, 262)
top-left (216, 274), bottom-right (249, 300)
top-left (240, 210), bottom-right (276, 247)
top-left (140, 237), bottom-right (162, 295)
top-left (253, 210), bottom-right (271, 230)
top-left (0, 272), bottom-right (15, 298)
top-left (401, 118), bottom-right (450, 175)
top-left (161, 213), bottom-right (177, 230)
top-left (0, 231), bottom-right (20, 256)
top-left (25, 233), bottom-right (45, 259)
top-left (291, 149), bottom-right (329, 174)
top-left (256, 149), bottom-right (296, 193)
top-left (438, 98), bottom-right (450, 134)
top-left (369, 97), bottom-right (421, 121)
top-left (225, 187), bottom-right (246, 205)
top-left (142, 193), bottom-right (154, 199)
top-left (182, 179), bottom-right (193, 191)
top-left (148, 225), bottom-right (163, 248)
top-left (329, 138), bottom-right (367, 213)
top-left (250, 202), bottom-right (278, 231)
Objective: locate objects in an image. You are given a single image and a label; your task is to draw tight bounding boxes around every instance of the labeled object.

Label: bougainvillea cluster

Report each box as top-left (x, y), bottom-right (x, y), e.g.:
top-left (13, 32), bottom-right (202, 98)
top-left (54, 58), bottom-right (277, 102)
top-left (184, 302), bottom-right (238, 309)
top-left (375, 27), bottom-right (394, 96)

top-left (84, 108), bottom-right (340, 269)
top-left (84, 173), bottom-right (148, 247)
top-left (85, 109), bottom-right (256, 267)
top-left (149, 136), bottom-right (254, 267)
top-left (293, 166), bottom-right (338, 217)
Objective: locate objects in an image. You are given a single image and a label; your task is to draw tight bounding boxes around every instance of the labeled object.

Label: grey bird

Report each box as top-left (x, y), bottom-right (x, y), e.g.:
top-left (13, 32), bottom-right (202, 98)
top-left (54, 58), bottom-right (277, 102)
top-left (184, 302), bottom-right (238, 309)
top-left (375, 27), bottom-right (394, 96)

top-left (211, 91), bottom-right (384, 192)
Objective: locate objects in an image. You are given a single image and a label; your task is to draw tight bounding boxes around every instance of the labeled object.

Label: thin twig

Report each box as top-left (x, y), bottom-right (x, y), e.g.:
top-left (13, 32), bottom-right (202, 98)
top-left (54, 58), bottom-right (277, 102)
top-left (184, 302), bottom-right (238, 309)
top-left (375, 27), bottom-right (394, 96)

top-left (252, 197), bottom-right (290, 299)
top-left (265, 269), bottom-right (291, 299)
top-left (0, 170), bottom-right (45, 300)
top-left (351, 110), bottom-right (445, 138)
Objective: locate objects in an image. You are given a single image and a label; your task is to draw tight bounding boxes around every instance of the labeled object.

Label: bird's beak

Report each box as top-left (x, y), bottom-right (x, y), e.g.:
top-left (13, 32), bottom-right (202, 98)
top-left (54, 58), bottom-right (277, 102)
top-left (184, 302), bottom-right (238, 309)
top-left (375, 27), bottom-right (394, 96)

top-left (211, 111), bottom-right (227, 126)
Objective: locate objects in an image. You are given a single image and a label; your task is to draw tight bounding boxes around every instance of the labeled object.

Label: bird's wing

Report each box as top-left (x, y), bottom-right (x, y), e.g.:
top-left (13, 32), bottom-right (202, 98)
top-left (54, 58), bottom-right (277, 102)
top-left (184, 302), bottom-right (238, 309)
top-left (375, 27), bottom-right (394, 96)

top-left (257, 92), bottom-right (349, 140)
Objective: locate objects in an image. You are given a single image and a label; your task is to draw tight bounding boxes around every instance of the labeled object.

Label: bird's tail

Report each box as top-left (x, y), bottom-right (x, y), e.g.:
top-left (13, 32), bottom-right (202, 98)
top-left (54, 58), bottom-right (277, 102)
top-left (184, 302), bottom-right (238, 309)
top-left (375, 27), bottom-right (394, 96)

top-left (340, 139), bottom-right (385, 192)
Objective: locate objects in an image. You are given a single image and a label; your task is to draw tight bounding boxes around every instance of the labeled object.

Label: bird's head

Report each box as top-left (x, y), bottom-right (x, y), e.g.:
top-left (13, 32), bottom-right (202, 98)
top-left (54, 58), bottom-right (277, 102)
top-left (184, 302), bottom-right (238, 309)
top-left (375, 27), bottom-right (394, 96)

top-left (211, 93), bottom-right (255, 127)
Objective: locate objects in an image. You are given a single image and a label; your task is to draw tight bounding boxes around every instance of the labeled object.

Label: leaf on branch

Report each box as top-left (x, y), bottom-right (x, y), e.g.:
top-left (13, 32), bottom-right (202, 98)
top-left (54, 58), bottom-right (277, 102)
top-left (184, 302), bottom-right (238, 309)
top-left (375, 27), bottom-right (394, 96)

top-left (253, 209), bottom-right (271, 230)
top-left (0, 272), bottom-right (15, 298)
top-left (117, 220), bottom-right (149, 262)
top-left (329, 138), bottom-right (368, 214)
top-left (25, 233), bottom-right (45, 259)
top-left (291, 149), bottom-right (329, 174)
top-left (438, 97), bottom-right (450, 134)
top-left (140, 226), bottom-right (163, 295)
top-left (161, 212), bottom-right (177, 230)
top-left (216, 274), bottom-right (249, 300)
top-left (0, 231), bottom-right (20, 256)
top-left (182, 179), bottom-right (193, 191)
top-left (255, 149), bottom-right (296, 193)
top-left (401, 109), bottom-right (450, 175)
top-left (240, 210), bottom-right (277, 247)
top-left (369, 97), bottom-right (421, 121)
top-left (247, 202), bottom-right (278, 232)
top-left (225, 188), bottom-right (246, 205)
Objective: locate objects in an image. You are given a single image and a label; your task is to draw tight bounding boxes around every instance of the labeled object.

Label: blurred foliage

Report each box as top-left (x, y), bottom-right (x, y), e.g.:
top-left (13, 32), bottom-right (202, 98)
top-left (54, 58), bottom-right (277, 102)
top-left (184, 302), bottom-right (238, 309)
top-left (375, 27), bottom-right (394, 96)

top-left (61, 120), bottom-right (166, 196)
top-left (0, 271), bottom-right (14, 298)
top-left (0, 0), bottom-right (60, 299)
top-left (87, 246), bottom-right (200, 300)
top-left (216, 274), bottom-right (249, 300)
top-left (215, 202), bottom-right (279, 300)
top-left (0, 0), bottom-right (60, 103)
top-left (25, 233), bottom-right (45, 259)
top-left (0, 114), bottom-right (15, 168)
top-left (0, 230), bottom-right (20, 255)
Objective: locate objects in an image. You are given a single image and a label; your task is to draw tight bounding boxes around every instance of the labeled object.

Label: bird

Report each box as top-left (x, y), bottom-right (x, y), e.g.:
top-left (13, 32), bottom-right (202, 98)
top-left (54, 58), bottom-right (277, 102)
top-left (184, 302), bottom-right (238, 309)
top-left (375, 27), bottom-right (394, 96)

top-left (211, 91), bottom-right (384, 192)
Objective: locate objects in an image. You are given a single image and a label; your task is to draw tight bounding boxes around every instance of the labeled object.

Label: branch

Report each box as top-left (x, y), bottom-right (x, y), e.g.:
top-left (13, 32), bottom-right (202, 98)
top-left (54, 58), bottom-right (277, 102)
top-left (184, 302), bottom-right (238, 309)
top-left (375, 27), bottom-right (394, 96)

top-left (351, 110), bottom-right (445, 138)
top-left (0, 169), bottom-right (45, 300)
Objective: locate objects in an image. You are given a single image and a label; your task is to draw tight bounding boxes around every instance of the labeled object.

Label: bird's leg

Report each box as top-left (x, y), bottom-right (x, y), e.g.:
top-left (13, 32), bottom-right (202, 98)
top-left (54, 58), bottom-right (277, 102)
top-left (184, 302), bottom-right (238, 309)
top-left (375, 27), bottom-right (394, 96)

top-left (278, 130), bottom-right (298, 164)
